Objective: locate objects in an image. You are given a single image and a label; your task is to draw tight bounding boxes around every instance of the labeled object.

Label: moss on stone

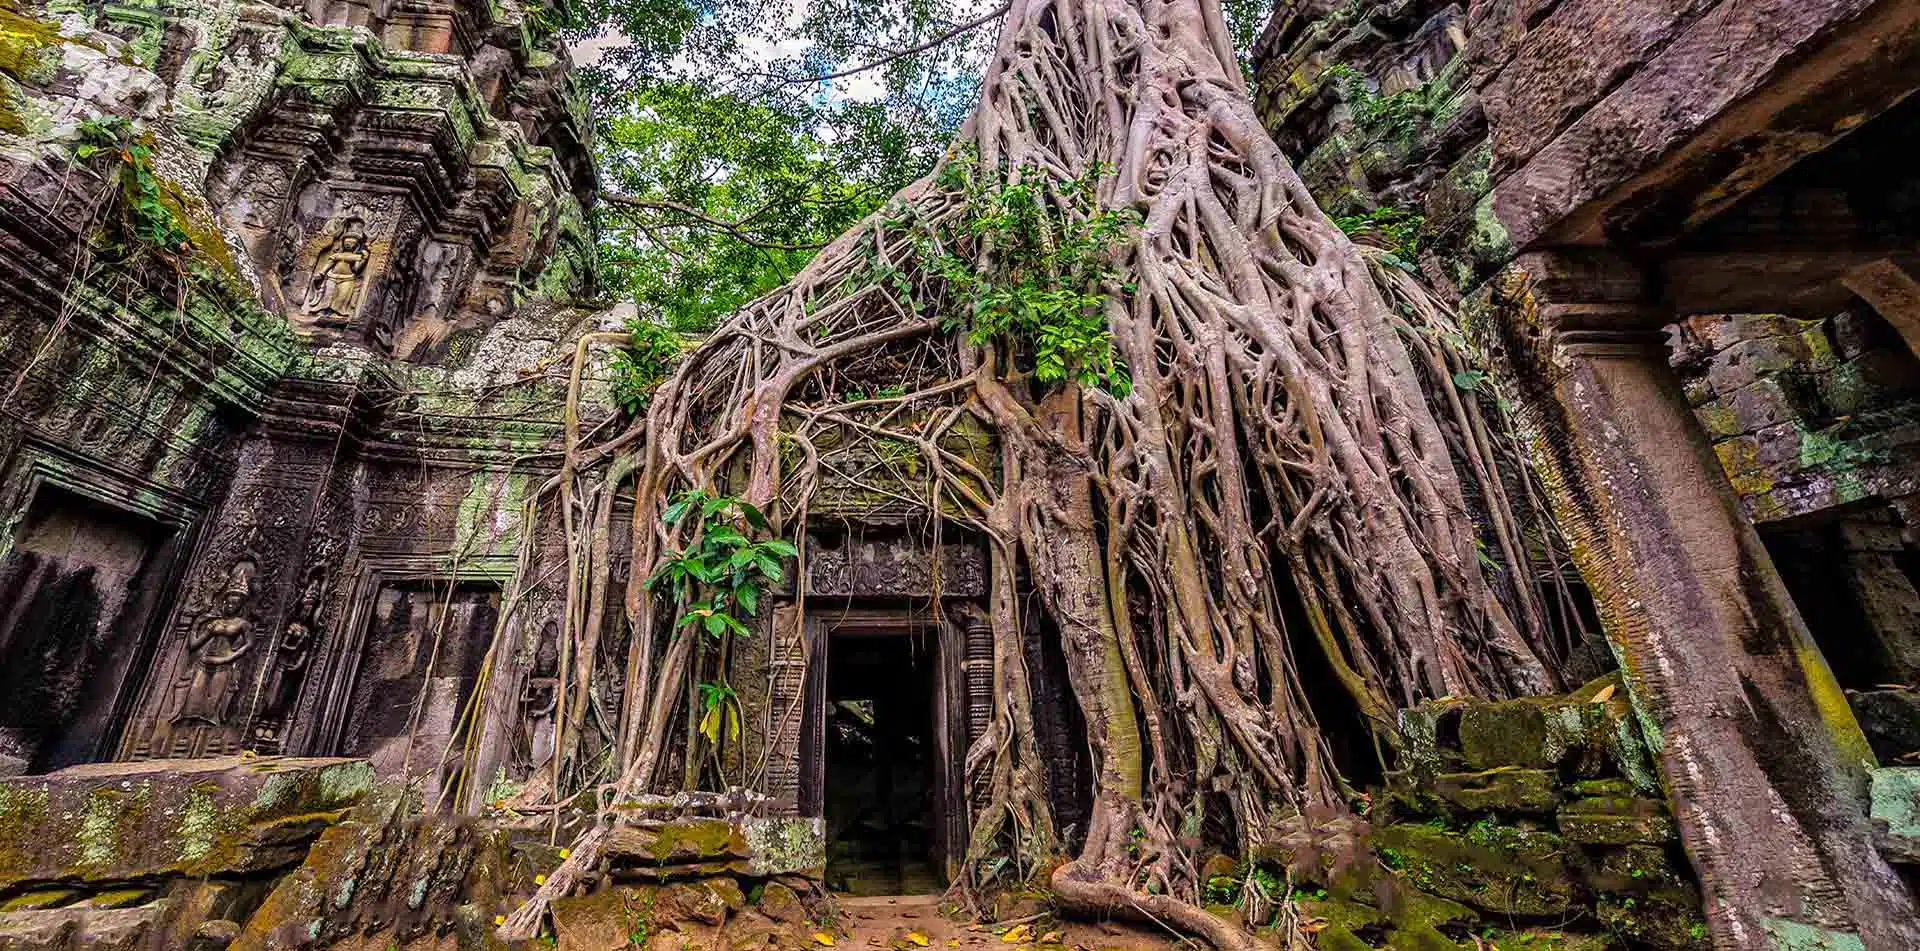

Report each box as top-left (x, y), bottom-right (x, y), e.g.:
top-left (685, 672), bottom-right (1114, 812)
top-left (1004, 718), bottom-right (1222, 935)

top-left (1385, 922), bottom-right (1459, 950)
top-left (1316, 922), bottom-right (1378, 951)
top-left (0, 781), bottom-right (51, 879)
top-left (1557, 794), bottom-right (1676, 846)
top-left (0, 887), bottom-right (80, 910)
top-left (0, 2), bottom-right (58, 81)
top-left (1596, 889), bottom-right (1710, 950)
top-left (84, 887), bottom-right (157, 908)
top-left (1372, 822), bottom-right (1572, 917)
top-left (1479, 929), bottom-right (1620, 950)
top-left (1429, 767), bottom-right (1559, 815)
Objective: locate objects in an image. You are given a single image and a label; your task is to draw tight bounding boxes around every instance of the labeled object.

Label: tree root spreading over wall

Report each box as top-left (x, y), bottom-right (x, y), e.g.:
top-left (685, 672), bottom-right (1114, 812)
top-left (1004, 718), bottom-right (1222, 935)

top-left (499, 1), bottom-right (1589, 946)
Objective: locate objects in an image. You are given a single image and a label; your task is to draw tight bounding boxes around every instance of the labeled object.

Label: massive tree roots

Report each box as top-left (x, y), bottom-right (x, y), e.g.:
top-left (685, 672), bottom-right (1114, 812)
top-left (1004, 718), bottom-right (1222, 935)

top-left (500, 0), bottom-right (1587, 945)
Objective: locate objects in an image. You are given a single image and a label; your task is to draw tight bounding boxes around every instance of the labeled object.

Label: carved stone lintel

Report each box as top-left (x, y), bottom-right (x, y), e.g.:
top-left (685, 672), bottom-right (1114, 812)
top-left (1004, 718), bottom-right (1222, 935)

top-left (805, 534), bottom-right (986, 598)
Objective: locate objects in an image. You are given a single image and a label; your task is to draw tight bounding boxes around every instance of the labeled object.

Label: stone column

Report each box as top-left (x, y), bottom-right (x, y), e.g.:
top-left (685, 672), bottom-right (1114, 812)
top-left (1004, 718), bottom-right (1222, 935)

top-left (1483, 250), bottom-right (1920, 949)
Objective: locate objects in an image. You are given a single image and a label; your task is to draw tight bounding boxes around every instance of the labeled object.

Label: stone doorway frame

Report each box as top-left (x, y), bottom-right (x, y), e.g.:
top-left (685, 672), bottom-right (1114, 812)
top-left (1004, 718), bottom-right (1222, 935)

top-left (9, 454), bottom-right (200, 767)
top-left (296, 551), bottom-right (520, 802)
top-left (799, 607), bottom-right (968, 886)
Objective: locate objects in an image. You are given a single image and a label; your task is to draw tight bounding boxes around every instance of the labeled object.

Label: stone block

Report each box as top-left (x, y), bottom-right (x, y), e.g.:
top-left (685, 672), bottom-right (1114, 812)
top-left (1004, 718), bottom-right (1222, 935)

top-left (0, 757), bottom-right (373, 890)
top-left (1848, 688), bottom-right (1920, 763)
top-left (1396, 698), bottom-right (1469, 774)
top-left (606, 818), bottom-right (751, 865)
top-left (0, 889), bottom-right (79, 911)
top-left (1693, 402), bottom-right (1742, 439)
top-left (1429, 767), bottom-right (1559, 815)
top-left (1371, 823), bottom-right (1572, 916)
top-left (1727, 379), bottom-right (1799, 434)
top-left (1869, 766), bottom-right (1920, 864)
top-left (1457, 696), bottom-right (1606, 773)
top-left (0, 904), bottom-right (166, 951)
top-left (1682, 373), bottom-right (1717, 409)
top-left (1681, 315), bottom-right (1809, 354)
top-left (1557, 795), bottom-right (1677, 845)
top-left (1483, 0), bottom-right (1716, 173)
top-left (743, 816), bottom-right (825, 877)
top-left (1707, 335), bottom-right (1813, 393)
top-left (552, 886), bottom-right (655, 951)
top-left (1576, 842), bottom-right (1686, 894)
top-left (1596, 888), bottom-right (1709, 950)
top-left (755, 881), bottom-right (806, 923)
top-left (657, 880), bottom-right (738, 927)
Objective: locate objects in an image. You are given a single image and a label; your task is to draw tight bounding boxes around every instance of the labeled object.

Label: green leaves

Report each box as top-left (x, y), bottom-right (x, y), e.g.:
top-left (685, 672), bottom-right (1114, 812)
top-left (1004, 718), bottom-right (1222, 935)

top-left (1332, 205), bottom-right (1426, 261)
top-left (597, 80), bottom-right (940, 333)
top-left (608, 318), bottom-right (685, 414)
top-left (75, 116), bottom-right (196, 261)
top-left (1452, 369), bottom-right (1488, 393)
top-left (646, 490), bottom-right (797, 642)
top-left (907, 153), bottom-right (1137, 395)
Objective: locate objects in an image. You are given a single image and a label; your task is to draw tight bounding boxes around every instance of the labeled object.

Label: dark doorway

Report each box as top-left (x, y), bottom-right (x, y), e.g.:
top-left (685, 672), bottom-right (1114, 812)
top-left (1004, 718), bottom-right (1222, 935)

top-left (0, 485), bottom-right (176, 772)
top-left (338, 579), bottom-right (500, 804)
top-left (813, 616), bottom-right (953, 896)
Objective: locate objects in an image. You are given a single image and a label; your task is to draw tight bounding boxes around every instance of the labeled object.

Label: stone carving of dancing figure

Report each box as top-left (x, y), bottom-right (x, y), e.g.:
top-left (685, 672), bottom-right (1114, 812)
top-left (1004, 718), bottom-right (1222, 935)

top-left (169, 559), bottom-right (258, 729)
top-left (303, 212), bottom-right (371, 321)
top-left (263, 570), bottom-right (324, 722)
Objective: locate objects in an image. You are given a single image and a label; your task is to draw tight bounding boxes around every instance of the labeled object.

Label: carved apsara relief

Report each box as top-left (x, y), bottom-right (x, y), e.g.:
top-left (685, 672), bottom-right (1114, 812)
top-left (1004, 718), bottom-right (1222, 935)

top-left (149, 555), bottom-right (258, 754)
top-left (302, 206), bottom-right (373, 324)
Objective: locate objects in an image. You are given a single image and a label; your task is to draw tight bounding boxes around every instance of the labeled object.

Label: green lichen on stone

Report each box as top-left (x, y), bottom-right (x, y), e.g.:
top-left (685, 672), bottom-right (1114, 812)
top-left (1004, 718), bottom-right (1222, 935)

top-left (1869, 767), bottom-right (1920, 854)
top-left (0, 887), bottom-right (79, 910)
top-left (743, 816), bottom-right (825, 876)
top-left (77, 783), bottom-right (151, 872)
top-left (314, 760), bottom-right (377, 805)
top-left (1762, 918), bottom-right (1865, 951)
top-left (176, 780), bottom-right (224, 866)
top-left (1797, 425), bottom-right (1885, 475)
top-left (0, 780), bottom-right (50, 878)
top-left (1462, 194), bottom-right (1513, 274)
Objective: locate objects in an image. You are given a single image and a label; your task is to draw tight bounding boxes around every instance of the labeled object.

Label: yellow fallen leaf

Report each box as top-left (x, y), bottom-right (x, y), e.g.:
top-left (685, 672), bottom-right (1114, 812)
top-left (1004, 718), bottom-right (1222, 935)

top-left (906, 933), bottom-right (930, 947)
top-left (533, 874), bottom-right (547, 886)
top-left (1590, 683), bottom-right (1617, 704)
top-left (815, 933), bottom-right (838, 947)
top-left (1000, 925), bottom-right (1031, 944)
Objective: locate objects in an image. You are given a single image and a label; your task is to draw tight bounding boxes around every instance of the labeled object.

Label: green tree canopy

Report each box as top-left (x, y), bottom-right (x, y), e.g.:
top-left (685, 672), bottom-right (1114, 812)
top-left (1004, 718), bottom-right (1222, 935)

top-left (568, 0), bottom-right (1270, 331)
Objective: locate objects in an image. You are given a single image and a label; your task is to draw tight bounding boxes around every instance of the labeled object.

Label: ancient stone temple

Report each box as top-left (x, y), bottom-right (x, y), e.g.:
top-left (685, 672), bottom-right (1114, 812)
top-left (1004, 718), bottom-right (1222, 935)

top-left (0, 0), bottom-right (601, 792)
top-left (0, 0), bottom-right (1916, 948)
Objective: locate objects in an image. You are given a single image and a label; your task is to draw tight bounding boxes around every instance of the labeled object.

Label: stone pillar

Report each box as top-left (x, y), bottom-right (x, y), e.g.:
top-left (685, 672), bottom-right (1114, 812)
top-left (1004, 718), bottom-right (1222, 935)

top-left (1483, 250), bottom-right (1920, 949)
